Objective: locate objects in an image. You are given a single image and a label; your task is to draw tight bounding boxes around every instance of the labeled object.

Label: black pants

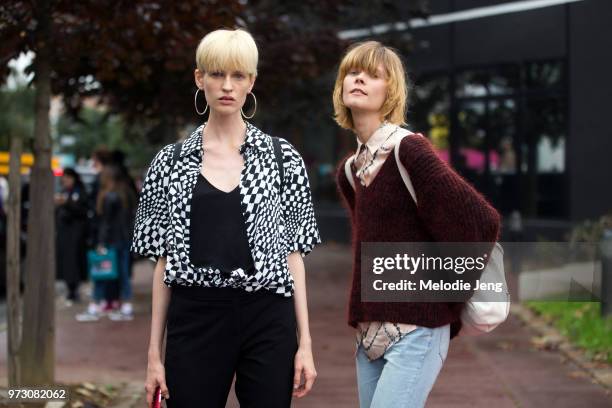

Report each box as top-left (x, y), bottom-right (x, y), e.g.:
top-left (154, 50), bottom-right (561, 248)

top-left (165, 286), bottom-right (298, 408)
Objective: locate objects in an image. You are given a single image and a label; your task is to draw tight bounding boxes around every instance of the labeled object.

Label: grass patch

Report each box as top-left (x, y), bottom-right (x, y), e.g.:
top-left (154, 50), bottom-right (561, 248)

top-left (525, 301), bottom-right (612, 364)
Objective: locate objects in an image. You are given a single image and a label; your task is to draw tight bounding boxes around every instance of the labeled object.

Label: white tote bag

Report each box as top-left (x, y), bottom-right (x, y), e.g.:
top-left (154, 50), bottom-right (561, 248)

top-left (344, 130), bottom-right (510, 335)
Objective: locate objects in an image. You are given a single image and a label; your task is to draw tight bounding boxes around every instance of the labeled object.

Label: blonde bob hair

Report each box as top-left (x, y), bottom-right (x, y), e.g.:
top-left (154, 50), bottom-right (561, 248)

top-left (333, 41), bottom-right (408, 130)
top-left (196, 29), bottom-right (258, 76)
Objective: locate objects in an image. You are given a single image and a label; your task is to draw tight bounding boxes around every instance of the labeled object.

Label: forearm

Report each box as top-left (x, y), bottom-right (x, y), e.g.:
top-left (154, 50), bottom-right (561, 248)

top-left (148, 257), bottom-right (171, 362)
top-left (287, 251), bottom-right (312, 347)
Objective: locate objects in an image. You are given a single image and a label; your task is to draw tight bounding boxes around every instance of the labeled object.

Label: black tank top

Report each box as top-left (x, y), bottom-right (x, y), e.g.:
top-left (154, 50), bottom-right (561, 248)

top-left (189, 173), bottom-right (254, 276)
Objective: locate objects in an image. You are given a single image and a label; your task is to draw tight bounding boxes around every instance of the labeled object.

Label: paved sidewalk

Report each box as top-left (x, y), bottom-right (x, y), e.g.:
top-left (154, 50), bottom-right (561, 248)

top-left (1, 243), bottom-right (610, 407)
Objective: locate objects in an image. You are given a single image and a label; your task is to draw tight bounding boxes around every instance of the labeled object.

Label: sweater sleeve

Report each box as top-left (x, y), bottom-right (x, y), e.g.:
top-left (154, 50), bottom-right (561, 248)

top-left (335, 155), bottom-right (356, 214)
top-left (398, 134), bottom-right (501, 245)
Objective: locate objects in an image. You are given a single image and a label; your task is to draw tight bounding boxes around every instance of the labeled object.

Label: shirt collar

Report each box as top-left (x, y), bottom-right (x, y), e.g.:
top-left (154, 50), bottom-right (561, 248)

top-left (180, 121), bottom-right (268, 157)
top-left (355, 122), bottom-right (398, 155)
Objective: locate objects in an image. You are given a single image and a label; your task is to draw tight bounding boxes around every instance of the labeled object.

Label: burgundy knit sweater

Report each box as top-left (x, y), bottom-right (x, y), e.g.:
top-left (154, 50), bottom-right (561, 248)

top-left (336, 133), bottom-right (501, 338)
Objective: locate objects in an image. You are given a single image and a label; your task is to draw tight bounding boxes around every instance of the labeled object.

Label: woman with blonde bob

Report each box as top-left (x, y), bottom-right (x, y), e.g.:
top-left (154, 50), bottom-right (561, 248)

top-left (334, 41), bottom-right (500, 407)
top-left (132, 29), bottom-right (321, 407)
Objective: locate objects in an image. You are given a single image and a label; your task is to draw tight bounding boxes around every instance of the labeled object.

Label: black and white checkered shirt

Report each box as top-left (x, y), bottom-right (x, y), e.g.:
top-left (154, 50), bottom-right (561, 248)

top-left (130, 122), bottom-right (321, 297)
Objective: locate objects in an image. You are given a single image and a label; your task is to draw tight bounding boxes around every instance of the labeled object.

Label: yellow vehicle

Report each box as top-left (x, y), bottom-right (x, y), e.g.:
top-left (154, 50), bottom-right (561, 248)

top-left (0, 151), bottom-right (62, 176)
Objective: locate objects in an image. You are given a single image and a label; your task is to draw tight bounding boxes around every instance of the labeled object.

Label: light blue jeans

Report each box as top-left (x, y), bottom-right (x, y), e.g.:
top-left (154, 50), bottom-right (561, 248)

top-left (356, 324), bottom-right (450, 408)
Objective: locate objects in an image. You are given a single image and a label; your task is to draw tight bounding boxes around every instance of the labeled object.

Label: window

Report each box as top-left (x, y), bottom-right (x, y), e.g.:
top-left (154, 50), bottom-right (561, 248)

top-left (410, 60), bottom-right (567, 218)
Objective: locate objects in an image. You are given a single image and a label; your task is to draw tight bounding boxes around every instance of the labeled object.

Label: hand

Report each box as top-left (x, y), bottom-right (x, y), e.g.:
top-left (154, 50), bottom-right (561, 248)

top-left (293, 345), bottom-right (317, 398)
top-left (54, 193), bottom-right (66, 205)
top-left (145, 358), bottom-right (169, 407)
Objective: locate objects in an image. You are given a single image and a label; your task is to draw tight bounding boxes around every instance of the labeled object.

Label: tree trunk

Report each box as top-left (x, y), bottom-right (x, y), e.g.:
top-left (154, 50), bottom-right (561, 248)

top-left (19, 0), bottom-right (55, 386)
top-left (7, 135), bottom-right (23, 387)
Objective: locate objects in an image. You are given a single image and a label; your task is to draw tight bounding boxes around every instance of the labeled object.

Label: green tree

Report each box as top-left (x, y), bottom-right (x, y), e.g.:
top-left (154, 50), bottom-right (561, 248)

top-left (0, 85), bottom-right (35, 150)
top-left (1, 0), bottom-right (57, 389)
top-left (56, 108), bottom-right (123, 159)
top-left (55, 107), bottom-right (161, 170)
top-left (0, 83), bottom-right (35, 388)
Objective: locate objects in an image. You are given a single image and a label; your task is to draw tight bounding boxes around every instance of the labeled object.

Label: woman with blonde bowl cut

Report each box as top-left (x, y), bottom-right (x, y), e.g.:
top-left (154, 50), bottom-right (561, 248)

top-left (333, 41), bottom-right (500, 408)
top-left (132, 28), bottom-right (321, 408)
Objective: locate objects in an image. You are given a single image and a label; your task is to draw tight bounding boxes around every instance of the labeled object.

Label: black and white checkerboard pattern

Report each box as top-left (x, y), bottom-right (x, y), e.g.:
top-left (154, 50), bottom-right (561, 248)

top-left (130, 122), bottom-right (321, 297)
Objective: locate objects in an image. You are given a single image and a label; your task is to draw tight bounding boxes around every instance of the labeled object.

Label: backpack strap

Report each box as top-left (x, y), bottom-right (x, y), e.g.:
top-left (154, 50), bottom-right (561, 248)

top-left (172, 141), bottom-right (183, 169)
top-left (162, 141), bottom-right (183, 193)
top-left (271, 136), bottom-right (284, 189)
top-left (344, 154), bottom-right (357, 190)
top-left (342, 127), bottom-right (419, 206)
top-left (393, 133), bottom-right (418, 206)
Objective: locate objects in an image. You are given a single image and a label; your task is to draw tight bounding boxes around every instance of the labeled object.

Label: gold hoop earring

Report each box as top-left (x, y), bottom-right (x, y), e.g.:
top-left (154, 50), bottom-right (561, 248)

top-left (194, 88), bottom-right (208, 116)
top-left (241, 92), bottom-right (257, 119)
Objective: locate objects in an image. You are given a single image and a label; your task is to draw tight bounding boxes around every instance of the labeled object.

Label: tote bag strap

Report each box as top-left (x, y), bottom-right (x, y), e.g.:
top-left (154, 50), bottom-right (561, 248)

top-left (393, 132), bottom-right (419, 205)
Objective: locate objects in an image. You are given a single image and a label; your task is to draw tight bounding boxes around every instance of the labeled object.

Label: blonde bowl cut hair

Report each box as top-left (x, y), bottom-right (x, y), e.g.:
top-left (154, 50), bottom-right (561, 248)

top-left (196, 29), bottom-right (258, 76)
top-left (333, 41), bottom-right (408, 130)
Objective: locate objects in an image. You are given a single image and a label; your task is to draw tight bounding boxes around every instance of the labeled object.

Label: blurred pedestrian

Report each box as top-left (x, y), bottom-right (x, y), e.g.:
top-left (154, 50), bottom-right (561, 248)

top-left (111, 149), bottom-right (138, 196)
top-left (110, 149), bottom-right (138, 303)
top-left (77, 164), bottom-right (137, 322)
top-left (0, 175), bottom-right (8, 214)
top-left (91, 148), bottom-right (112, 196)
top-left (87, 148), bottom-right (113, 248)
top-left (333, 41), bottom-right (500, 408)
top-left (132, 28), bottom-right (321, 408)
top-left (55, 168), bottom-right (89, 305)
top-left (0, 176), bottom-right (7, 242)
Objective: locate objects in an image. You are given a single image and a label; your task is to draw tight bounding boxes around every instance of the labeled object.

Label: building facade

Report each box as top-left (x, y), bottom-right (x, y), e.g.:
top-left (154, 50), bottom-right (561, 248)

top-left (405, 0), bottom-right (611, 226)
